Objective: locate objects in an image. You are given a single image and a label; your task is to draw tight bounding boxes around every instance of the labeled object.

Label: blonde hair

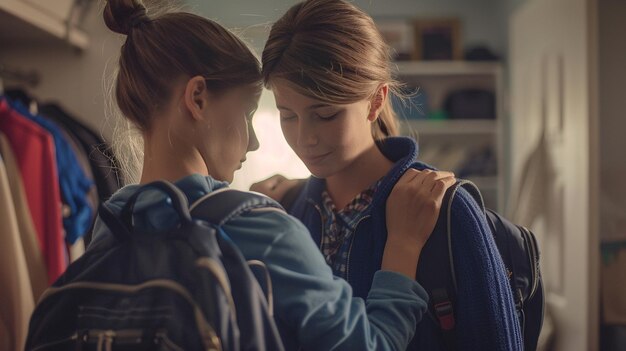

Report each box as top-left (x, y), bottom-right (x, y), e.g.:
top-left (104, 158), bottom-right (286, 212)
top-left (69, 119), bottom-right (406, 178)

top-left (104, 0), bottom-right (262, 183)
top-left (262, 0), bottom-right (402, 141)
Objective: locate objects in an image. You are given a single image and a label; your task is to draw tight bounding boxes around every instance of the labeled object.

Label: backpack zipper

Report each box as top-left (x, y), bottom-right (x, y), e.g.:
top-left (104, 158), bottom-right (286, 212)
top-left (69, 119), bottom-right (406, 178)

top-left (36, 279), bottom-right (222, 351)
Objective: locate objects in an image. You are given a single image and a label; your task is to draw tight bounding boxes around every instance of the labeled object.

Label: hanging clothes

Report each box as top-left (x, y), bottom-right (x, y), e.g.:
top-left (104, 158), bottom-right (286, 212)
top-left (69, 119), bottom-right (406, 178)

top-left (56, 126), bottom-right (99, 219)
top-left (0, 133), bottom-right (48, 299)
top-left (40, 103), bottom-right (123, 247)
top-left (0, 153), bottom-right (34, 351)
top-left (56, 126), bottom-right (97, 261)
top-left (0, 99), bottom-right (65, 284)
top-left (40, 103), bottom-right (123, 202)
top-left (9, 99), bottom-right (94, 245)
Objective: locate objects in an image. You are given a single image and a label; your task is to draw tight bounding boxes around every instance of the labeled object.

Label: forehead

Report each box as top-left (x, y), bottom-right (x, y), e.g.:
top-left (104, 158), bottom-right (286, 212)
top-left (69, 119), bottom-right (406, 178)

top-left (271, 79), bottom-right (323, 106)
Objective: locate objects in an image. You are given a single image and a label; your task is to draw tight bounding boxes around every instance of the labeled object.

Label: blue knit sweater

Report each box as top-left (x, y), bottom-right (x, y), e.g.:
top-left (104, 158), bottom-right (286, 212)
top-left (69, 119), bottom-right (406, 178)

top-left (288, 137), bottom-right (523, 351)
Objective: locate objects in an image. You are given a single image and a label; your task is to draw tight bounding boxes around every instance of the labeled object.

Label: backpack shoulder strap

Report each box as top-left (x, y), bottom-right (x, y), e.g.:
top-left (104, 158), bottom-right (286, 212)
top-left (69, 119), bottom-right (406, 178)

top-left (189, 188), bottom-right (287, 349)
top-left (456, 180), bottom-right (486, 213)
top-left (189, 188), bottom-right (284, 226)
top-left (415, 179), bottom-right (485, 351)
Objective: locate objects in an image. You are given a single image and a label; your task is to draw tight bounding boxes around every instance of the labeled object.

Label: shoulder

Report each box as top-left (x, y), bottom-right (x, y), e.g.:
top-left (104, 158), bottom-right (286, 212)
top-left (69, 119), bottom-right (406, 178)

top-left (221, 206), bottom-right (314, 250)
top-left (222, 206), bottom-right (333, 277)
top-left (450, 186), bottom-right (483, 213)
top-left (446, 184), bottom-right (491, 236)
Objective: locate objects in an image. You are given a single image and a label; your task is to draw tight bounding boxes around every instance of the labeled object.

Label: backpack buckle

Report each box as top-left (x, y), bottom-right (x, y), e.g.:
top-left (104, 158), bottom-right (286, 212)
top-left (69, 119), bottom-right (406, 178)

top-left (434, 300), bottom-right (456, 331)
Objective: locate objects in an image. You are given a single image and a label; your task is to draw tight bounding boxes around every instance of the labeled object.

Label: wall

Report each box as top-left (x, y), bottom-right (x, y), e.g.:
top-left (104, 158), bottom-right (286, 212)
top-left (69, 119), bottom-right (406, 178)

top-left (189, 0), bottom-right (506, 57)
top-left (598, 0), bottom-right (626, 242)
top-left (0, 2), bottom-right (124, 141)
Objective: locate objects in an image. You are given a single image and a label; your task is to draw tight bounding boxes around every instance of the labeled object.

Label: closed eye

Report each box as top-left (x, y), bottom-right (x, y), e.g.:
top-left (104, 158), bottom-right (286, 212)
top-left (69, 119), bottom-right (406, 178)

top-left (280, 115), bottom-right (297, 121)
top-left (317, 112), bottom-right (339, 121)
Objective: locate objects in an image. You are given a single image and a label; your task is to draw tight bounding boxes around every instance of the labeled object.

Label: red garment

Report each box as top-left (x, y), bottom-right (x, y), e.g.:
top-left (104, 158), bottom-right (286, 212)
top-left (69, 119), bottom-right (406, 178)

top-left (0, 99), bottom-right (66, 284)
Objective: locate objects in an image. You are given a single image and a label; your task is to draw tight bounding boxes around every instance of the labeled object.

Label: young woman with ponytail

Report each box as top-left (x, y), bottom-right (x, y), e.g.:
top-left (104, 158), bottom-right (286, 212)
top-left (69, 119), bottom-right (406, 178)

top-left (254, 1), bottom-right (523, 350)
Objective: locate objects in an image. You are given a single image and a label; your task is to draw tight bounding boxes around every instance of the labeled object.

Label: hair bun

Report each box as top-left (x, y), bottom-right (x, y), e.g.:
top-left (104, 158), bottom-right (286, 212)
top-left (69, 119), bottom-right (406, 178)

top-left (104, 0), bottom-right (149, 36)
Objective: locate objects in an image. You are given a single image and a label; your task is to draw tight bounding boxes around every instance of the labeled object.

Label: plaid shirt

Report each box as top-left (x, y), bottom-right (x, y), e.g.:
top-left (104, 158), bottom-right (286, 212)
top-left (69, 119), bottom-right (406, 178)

top-left (320, 180), bottom-right (381, 278)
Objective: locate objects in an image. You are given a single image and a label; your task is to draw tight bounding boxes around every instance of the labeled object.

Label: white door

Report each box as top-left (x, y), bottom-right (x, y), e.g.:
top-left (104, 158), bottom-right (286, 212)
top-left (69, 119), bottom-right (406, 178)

top-left (509, 0), bottom-right (599, 350)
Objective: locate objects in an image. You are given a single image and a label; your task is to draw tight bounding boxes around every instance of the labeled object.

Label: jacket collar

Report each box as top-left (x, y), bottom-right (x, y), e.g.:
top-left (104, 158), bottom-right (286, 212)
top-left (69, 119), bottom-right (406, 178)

top-left (302, 137), bottom-right (431, 213)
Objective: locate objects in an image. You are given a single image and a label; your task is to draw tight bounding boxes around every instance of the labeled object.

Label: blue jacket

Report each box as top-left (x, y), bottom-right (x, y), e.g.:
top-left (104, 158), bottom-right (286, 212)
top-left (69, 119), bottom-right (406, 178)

top-left (88, 174), bottom-right (429, 351)
top-left (288, 137), bottom-right (523, 351)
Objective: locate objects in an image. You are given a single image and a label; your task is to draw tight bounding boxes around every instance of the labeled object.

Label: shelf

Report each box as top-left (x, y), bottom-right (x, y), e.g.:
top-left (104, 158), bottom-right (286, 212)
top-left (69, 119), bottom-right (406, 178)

top-left (0, 0), bottom-right (88, 50)
top-left (393, 61), bottom-right (501, 76)
top-left (402, 119), bottom-right (497, 136)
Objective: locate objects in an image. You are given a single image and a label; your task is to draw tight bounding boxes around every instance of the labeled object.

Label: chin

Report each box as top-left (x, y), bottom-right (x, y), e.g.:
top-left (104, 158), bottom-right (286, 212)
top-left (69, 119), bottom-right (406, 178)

top-left (211, 170), bottom-right (234, 184)
top-left (306, 165), bottom-right (334, 179)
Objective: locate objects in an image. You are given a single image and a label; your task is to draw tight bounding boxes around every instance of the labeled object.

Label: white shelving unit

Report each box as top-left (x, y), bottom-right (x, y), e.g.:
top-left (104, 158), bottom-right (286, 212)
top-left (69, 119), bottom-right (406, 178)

top-left (394, 61), bottom-right (501, 76)
top-left (404, 119), bottom-right (497, 135)
top-left (0, 0), bottom-right (89, 50)
top-left (394, 61), bottom-right (505, 211)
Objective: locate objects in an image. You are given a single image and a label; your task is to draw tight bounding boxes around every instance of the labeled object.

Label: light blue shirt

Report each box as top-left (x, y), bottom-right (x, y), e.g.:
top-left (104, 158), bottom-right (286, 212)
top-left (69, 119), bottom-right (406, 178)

top-left (89, 174), bottom-right (428, 351)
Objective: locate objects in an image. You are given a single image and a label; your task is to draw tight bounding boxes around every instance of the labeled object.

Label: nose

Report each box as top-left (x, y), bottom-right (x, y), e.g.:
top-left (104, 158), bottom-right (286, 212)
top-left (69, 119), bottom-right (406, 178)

top-left (247, 120), bottom-right (260, 152)
top-left (297, 119), bottom-right (318, 148)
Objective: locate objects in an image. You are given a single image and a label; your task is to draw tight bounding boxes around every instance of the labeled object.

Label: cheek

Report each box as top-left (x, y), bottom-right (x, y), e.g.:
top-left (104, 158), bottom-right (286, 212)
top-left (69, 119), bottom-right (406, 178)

top-left (280, 121), bottom-right (298, 148)
top-left (329, 117), bottom-right (371, 157)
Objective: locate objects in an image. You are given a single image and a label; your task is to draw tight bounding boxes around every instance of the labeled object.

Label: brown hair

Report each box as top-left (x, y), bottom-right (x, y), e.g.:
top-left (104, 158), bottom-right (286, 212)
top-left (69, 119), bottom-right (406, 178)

top-left (261, 0), bottom-right (401, 141)
top-left (104, 0), bottom-right (262, 132)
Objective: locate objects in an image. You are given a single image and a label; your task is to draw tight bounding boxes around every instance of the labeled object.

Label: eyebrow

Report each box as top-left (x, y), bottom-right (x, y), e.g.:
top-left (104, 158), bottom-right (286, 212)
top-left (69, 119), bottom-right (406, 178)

top-left (277, 103), bottom-right (332, 111)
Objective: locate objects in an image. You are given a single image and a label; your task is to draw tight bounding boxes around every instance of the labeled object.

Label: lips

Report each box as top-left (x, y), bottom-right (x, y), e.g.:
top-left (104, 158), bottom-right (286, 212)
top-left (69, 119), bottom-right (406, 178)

top-left (301, 152), bottom-right (330, 165)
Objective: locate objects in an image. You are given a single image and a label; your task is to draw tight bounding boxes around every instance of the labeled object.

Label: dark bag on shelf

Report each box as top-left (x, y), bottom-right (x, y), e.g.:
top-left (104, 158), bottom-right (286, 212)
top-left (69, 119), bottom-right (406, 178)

top-left (444, 89), bottom-right (496, 120)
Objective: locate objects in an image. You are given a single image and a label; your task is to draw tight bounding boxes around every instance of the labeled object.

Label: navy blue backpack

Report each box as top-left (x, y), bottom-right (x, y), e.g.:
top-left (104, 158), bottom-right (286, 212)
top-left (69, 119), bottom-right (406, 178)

top-left (25, 181), bottom-right (285, 351)
top-left (412, 180), bottom-right (544, 351)
top-left (280, 178), bottom-right (545, 351)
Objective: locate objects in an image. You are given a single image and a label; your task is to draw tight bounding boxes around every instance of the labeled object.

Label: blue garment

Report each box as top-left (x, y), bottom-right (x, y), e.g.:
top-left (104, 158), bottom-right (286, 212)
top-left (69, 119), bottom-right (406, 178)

top-left (288, 137), bottom-right (523, 351)
top-left (10, 101), bottom-right (93, 244)
top-left (88, 174), bottom-right (429, 351)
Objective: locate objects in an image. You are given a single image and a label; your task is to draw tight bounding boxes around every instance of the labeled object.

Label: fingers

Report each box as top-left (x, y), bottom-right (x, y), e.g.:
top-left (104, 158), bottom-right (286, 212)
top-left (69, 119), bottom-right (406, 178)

top-left (396, 168), bottom-right (421, 185)
top-left (431, 176), bottom-right (457, 204)
top-left (397, 169), bottom-right (456, 191)
top-left (250, 174), bottom-right (288, 197)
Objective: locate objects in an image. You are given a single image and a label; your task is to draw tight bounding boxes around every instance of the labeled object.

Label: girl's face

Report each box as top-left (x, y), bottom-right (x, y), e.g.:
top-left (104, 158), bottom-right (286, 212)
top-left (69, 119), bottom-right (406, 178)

top-left (200, 85), bottom-right (260, 182)
top-left (271, 79), bottom-right (377, 179)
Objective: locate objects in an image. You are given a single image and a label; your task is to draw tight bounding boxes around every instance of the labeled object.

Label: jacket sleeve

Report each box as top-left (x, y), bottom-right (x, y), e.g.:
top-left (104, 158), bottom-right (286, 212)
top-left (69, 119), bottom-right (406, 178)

top-left (224, 209), bottom-right (428, 351)
top-left (450, 188), bottom-right (523, 351)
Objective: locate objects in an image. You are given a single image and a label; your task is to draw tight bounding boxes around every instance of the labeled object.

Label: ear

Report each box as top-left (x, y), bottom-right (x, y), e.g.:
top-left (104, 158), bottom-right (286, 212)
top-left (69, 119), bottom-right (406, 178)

top-left (367, 84), bottom-right (389, 122)
top-left (183, 76), bottom-right (210, 121)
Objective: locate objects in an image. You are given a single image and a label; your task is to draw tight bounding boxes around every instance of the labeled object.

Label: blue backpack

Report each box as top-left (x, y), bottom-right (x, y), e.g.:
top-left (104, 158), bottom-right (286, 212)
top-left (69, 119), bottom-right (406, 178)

top-left (412, 180), bottom-right (544, 351)
top-left (281, 178), bottom-right (544, 351)
top-left (25, 181), bottom-right (285, 351)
